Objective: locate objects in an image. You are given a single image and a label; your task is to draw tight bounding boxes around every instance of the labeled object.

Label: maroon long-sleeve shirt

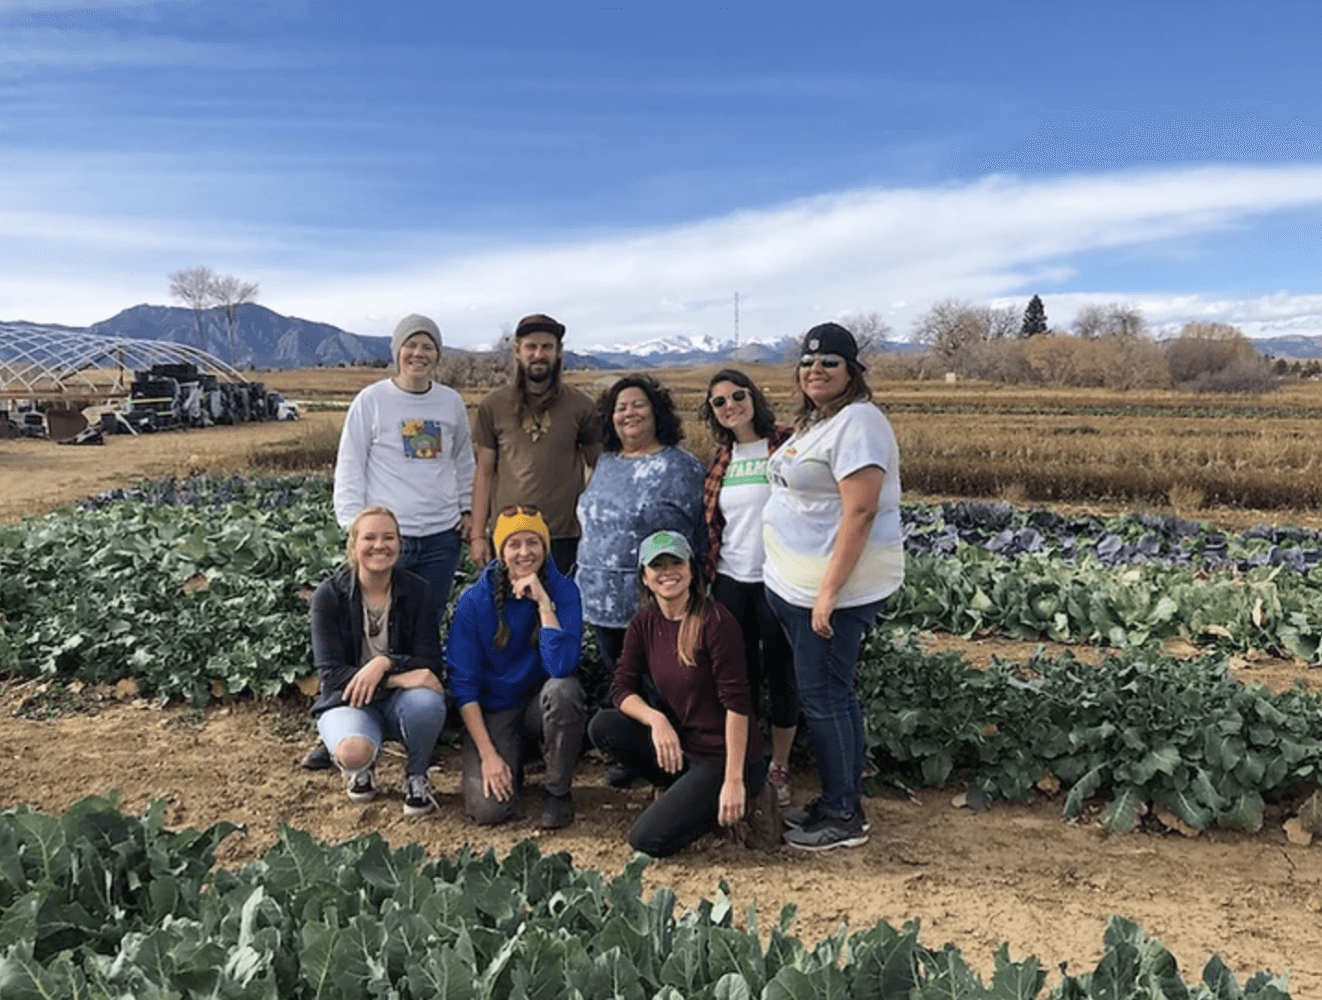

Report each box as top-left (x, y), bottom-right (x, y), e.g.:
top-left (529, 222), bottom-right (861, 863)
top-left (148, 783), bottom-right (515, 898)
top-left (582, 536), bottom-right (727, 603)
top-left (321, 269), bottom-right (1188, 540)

top-left (611, 601), bottom-right (764, 764)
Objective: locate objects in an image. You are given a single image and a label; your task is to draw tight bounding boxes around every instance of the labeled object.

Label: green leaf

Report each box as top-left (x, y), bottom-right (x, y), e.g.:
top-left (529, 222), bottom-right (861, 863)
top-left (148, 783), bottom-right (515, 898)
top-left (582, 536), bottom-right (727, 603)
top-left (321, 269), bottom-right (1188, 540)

top-left (713, 971), bottom-right (754, 1000)
top-left (404, 944), bottom-right (478, 1000)
top-left (988, 943), bottom-right (1045, 1000)
top-left (1102, 786), bottom-right (1146, 833)
top-left (1131, 746), bottom-right (1182, 784)
top-left (1218, 792), bottom-right (1265, 833)
top-left (0, 940), bottom-right (73, 1000)
top-left (764, 965), bottom-right (850, 1000)
top-left (847, 921), bottom-right (919, 999)
top-left (1063, 764), bottom-right (1105, 818)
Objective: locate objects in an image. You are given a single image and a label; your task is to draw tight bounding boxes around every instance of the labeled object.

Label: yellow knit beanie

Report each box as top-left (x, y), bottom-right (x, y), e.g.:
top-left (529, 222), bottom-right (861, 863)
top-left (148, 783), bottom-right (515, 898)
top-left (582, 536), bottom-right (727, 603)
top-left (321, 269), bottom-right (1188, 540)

top-left (492, 506), bottom-right (551, 559)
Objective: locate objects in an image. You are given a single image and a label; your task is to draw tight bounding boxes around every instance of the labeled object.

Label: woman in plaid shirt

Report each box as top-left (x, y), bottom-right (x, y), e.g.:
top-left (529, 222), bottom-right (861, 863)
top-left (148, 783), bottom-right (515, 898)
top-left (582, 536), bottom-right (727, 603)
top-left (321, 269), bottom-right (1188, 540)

top-left (698, 368), bottom-right (798, 808)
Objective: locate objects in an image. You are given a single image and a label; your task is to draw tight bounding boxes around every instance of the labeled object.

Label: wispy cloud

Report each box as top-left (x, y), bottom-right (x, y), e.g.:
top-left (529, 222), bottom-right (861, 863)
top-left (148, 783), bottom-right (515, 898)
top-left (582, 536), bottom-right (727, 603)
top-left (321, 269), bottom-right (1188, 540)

top-left (0, 0), bottom-right (193, 11)
top-left (267, 165), bottom-right (1322, 344)
top-left (4, 165), bottom-right (1322, 343)
top-left (0, 26), bottom-right (301, 72)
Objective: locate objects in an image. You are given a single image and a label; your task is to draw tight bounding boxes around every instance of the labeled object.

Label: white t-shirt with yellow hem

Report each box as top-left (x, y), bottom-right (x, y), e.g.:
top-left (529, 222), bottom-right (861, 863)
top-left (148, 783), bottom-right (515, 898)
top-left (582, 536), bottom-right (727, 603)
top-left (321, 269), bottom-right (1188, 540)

top-left (762, 401), bottom-right (903, 609)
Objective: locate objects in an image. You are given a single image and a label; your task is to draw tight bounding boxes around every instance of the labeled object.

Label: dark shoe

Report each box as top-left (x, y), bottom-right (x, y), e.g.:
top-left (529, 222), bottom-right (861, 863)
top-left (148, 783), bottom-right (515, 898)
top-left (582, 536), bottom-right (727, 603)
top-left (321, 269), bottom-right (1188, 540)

top-left (301, 743), bottom-right (332, 770)
top-left (606, 761), bottom-right (636, 788)
top-left (736, 780), bottom-right (782, 850)
top-left (345, 766), bottom-right (378, 804)
top-left (403, 773), bottom-right (438, 818)
top-left (538, 791), bottom-right (574, 829)
top-left (783, 809), bottom-right (869, 852)
top-left (784, 798), bottom-right (870, 833)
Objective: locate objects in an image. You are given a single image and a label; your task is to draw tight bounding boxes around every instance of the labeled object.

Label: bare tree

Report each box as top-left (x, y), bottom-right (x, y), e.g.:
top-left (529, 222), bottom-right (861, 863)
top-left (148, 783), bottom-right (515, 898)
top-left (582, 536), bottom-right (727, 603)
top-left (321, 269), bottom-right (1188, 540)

top-left (838, 311), bottom-right (893, 360)
top-left (1166, 322), bottom-right (1274, 392)
top-left (169, 266), bottom-right (217, 347)
top-left (211, 274), bottom-right (260, 366)
top-left (910, 299), bottom-right (993, 367)
top-left (1072, 302), bottom-right (1147, 340)
top-left (1109, 303), bottom-right (1146, 339)
top-left (986, 305), bottom-right (1021, 341)
top-left (1071, 304), bottom-right (1107, 340)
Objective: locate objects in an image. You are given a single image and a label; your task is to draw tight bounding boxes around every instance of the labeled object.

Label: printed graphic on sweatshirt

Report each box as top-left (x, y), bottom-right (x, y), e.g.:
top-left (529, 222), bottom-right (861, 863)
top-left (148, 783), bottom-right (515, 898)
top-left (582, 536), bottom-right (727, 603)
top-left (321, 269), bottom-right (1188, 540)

top-left (723, 455), bottom-right (769, 488)
top-left (400, 419), bottom-right (444, 459)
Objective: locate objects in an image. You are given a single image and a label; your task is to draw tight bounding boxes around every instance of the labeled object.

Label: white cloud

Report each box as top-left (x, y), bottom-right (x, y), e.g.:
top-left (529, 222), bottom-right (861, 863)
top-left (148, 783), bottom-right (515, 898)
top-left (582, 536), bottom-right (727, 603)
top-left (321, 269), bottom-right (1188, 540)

top-left (0, 0), bottom-right (186, 11)
top-left (267, 164), bottom-right (1322, 344)
top-left (0, 26), bottom-right (297, 71)
top-left (5, 164), bottom-right (1322, 344)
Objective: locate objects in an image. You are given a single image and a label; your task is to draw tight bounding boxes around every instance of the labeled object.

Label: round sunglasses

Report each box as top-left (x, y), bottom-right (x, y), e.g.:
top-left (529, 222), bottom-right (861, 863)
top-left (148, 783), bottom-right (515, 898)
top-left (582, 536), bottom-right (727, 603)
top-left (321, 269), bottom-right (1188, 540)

top-left (709, 389), bottom-right (748, 409)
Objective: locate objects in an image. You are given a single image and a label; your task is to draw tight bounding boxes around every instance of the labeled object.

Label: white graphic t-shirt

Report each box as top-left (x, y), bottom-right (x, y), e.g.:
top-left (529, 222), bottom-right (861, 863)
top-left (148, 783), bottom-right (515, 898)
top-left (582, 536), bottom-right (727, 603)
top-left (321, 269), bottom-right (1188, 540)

top-left (717, 438), bottom-right (771, 583)
top-left (763, 401), bottom-right (904, 608)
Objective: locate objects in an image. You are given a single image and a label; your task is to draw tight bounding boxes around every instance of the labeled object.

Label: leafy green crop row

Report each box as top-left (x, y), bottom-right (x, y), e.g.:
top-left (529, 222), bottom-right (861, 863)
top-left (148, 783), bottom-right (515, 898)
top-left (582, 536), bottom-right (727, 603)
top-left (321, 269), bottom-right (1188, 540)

top-left (0, 479), bottom-right (344, 703)
top-left (3, 476), bottom-right (1318, 709)
top-left (0, 797), bottom-right (1292, 999)
top-left (891, 548), bottom-right (1322, 659)
top-left (858, 632), bottom-right (1322, 832)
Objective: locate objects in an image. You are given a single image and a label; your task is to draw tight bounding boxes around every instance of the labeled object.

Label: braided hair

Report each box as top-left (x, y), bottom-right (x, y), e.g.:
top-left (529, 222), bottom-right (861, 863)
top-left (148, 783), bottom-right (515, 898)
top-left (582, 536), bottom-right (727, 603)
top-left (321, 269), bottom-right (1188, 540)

top-left (491, 560), bottom-right (552, 652)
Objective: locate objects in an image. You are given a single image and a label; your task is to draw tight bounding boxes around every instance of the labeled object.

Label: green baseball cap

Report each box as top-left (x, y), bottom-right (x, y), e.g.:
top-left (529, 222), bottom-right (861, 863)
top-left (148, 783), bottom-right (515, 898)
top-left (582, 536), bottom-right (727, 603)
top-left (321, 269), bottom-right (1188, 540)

top-left (638, 530), bottom-right (693, 567)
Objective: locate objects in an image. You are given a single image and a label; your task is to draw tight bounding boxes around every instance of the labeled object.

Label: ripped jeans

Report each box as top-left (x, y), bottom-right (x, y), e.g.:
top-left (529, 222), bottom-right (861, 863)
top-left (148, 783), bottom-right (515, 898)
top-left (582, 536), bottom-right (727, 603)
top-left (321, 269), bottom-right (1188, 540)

top-left (317, 686), bottom-right (447, 777)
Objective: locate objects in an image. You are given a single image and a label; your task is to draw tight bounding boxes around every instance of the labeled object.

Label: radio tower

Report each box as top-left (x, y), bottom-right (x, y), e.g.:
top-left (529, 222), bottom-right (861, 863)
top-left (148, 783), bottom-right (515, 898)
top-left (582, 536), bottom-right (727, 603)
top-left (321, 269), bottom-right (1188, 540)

top-left (734, 292), bottom-right (740, 353)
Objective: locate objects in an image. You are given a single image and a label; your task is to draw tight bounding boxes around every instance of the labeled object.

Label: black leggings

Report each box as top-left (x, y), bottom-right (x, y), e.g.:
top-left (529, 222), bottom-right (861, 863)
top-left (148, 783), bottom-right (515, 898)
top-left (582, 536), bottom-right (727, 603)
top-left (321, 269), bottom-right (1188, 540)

top-left (711, 575), bottom-right (800, 729)
top-left (589, 708), bottom-right (767, 857)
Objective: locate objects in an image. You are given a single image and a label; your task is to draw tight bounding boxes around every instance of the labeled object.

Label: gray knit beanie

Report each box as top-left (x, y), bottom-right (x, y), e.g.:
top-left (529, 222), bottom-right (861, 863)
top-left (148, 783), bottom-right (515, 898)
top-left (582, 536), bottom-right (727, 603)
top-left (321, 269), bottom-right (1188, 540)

top-left (391, 314), bottom-right (442, 366)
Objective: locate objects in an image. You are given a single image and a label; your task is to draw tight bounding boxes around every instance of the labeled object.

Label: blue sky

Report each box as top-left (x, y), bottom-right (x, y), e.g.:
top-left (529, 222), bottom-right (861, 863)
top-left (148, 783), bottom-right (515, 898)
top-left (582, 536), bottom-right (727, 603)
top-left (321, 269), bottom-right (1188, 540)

top-left (3, 0), bottom-right (1321, 348)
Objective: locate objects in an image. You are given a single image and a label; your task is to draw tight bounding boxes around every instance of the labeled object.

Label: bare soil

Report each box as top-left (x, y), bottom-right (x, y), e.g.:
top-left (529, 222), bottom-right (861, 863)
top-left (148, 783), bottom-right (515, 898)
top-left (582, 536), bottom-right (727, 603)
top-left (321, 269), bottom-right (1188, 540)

top-left (2, 413), bottom-right (1320, 992)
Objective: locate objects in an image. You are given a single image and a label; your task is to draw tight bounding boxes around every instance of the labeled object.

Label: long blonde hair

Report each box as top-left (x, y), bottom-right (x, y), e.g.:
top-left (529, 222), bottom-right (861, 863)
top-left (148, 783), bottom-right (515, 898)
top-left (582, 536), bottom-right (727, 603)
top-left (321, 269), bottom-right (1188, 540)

top-left (638, 556), bottom-right (710, 667)
top-left (345, 505), bottom-right (401, 571)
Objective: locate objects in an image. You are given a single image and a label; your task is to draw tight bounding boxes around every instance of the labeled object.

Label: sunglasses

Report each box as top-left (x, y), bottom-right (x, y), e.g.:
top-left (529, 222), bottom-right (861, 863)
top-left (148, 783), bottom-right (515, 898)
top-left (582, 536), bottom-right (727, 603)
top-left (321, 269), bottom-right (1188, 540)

top-left (709, 389), bottom-right (748, 409)
top-left (799, 353), bottom-right (845, 369)
top-left (499, 504), bottom-right (542, 517)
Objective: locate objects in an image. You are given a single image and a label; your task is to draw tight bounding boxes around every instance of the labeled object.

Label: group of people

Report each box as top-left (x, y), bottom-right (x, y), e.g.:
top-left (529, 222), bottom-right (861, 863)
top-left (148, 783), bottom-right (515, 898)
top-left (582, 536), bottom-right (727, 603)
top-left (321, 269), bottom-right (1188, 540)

top-left (308, 309), bottom-right (903, 854)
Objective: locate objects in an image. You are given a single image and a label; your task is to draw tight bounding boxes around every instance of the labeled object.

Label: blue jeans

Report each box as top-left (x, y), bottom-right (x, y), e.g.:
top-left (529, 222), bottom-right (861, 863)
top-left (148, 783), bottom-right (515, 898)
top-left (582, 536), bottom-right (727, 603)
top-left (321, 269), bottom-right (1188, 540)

top-left (317, 687), bottom-right (447, 776)
top-left (399, 529), bottom-right (462, 621)
top-left (765, 590), bottom-right (885, 819)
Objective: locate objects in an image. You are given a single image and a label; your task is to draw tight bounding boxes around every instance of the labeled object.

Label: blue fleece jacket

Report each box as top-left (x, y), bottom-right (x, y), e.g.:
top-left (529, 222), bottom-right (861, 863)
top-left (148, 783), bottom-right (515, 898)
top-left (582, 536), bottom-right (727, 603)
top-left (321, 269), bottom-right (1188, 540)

top-left (446, 557), bottom-right (583, 712)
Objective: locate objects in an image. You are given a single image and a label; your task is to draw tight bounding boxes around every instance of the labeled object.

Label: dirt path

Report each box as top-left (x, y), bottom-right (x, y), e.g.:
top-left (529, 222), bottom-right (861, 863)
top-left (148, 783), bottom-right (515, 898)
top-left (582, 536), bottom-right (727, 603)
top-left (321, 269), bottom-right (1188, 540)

top-left (0, 687), bottom-right (1316, 991)
top-left (0, 410), bottom-right (341, 522)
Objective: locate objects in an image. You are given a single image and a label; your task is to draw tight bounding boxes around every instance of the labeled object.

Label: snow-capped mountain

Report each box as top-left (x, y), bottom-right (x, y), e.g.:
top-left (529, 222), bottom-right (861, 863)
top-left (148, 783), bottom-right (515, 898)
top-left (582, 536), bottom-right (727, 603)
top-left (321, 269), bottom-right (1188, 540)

top-left (580, 333), bottom-right (799, 369)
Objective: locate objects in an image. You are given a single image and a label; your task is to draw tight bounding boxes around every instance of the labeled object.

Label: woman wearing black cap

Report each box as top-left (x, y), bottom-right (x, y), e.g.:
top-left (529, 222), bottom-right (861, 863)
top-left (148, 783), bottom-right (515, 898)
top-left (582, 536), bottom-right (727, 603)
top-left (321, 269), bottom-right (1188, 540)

top-left (762, 322), bottom-right (903, 852)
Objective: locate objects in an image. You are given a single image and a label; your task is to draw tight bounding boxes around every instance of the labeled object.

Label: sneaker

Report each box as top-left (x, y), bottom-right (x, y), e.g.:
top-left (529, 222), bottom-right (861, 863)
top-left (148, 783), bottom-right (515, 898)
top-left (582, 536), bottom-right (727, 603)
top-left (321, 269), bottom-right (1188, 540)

top-left (767, 762), bottom-right (791, 809)
top-left (403, 773), bottom-right (438, 818)
top-left (783, 809), bottom-right (869, 852)
top-left (302, 743), bottom-right (333, 771)
top-left (606, 760), bottom-right (636, 788)
top-left (538, 791), bottom-right (574, 830)
top-left (345, 766), bottom-right (377, 804)
top-left (784, 798), bottom-right (870, 833)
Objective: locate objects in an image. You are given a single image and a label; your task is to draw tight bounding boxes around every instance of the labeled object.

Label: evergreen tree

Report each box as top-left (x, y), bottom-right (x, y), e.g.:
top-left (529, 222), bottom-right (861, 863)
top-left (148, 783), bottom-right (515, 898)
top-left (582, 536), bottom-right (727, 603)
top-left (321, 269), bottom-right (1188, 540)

top-left (1020, 294), bottom-right (1048, 337)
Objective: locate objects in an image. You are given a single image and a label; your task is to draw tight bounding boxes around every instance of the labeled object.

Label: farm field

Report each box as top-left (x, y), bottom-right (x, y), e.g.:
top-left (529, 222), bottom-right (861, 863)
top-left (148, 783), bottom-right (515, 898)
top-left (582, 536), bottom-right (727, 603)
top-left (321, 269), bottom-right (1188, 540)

top-left (2, 370), bottom-right (1322, 993)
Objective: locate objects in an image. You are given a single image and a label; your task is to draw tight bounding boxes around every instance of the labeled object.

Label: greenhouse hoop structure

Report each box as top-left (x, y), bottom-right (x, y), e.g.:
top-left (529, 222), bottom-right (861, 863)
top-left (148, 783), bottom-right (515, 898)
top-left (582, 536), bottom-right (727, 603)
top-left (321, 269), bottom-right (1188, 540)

top-left (0, 324), bottom-right (248, 404)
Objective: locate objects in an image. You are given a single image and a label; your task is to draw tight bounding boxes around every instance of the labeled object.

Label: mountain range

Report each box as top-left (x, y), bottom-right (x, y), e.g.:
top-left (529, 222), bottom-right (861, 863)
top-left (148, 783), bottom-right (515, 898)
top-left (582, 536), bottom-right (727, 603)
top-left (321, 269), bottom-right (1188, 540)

top-left (7, 304), bottom-right (1322, 370)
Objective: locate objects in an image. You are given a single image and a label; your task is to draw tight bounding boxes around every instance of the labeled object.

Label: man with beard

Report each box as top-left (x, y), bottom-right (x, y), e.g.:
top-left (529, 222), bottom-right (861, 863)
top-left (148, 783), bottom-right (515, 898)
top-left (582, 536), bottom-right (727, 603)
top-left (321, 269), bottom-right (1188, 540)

top-left (469, 313), bottom-right (600, 575)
